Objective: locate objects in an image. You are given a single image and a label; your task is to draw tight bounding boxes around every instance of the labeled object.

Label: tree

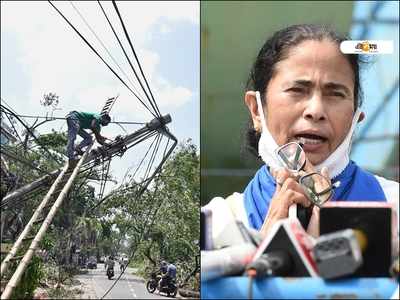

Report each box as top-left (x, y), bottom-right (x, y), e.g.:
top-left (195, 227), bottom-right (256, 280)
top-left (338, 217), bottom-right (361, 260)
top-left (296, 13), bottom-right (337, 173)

top-left (100, 139), bottom-right (200, 290)
top-left (1, 130), bottom-right (102, 295)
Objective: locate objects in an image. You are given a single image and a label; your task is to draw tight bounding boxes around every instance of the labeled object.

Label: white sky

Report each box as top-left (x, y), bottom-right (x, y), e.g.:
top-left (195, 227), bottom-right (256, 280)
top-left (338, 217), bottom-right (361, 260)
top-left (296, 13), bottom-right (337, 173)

top-left (1, 1), bottom-right (200, 195)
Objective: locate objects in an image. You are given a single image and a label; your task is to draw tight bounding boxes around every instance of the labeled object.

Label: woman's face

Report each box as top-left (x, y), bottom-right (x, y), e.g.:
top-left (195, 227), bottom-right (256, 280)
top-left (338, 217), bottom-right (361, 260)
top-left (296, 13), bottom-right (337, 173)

top-left (261, 39), bottom-right (356, 165)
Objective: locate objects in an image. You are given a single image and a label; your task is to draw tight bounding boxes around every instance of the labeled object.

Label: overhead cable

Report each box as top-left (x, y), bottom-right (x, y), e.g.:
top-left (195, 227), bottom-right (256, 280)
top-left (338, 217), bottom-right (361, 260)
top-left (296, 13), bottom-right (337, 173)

top-left (48, 0), bottom-right (156, 117)
top-left (111, 0), bottom-right (161, 117)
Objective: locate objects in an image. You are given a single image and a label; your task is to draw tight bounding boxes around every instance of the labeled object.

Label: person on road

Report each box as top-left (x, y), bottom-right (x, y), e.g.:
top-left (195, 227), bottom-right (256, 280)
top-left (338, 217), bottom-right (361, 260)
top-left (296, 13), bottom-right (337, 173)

top-left (123, 256), bottom-right (128, 271)
top-left (159, 261), bottom-right (177, 290)
top-left (105, 255), bottom-right (115, 271)
top-left (119, 256), bottom-right (128, 272)
top-left (159, 260), bottom-right (168, 275)
top-left (119, 258), bottom-right (124, 272)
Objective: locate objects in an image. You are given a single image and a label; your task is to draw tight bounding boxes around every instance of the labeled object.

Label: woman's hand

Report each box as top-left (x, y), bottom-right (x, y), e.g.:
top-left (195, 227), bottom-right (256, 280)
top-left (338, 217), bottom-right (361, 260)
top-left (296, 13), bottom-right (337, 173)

top-left (259, 159), bottom-right (332, 238)
top-left (259, 168), bottom-right (311, 238)
top-left (305, 166), bottom-right (331, 237)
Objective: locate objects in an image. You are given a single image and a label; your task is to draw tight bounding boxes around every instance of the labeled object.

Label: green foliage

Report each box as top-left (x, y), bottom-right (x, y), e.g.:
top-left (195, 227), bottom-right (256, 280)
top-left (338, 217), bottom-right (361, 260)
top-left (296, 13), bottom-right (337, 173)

top-left (2, 129), bottom-right (102, 294)
top-left (36, 130), bottom-right (66, 147)
top-left (101, 139), bottom-right (200, 290)
top-left (40, 235), bottom-right (55, 251)
top-left (11, 255), bottom-right (43, 299)
top-left (2, 126), bottom-right (200, 293)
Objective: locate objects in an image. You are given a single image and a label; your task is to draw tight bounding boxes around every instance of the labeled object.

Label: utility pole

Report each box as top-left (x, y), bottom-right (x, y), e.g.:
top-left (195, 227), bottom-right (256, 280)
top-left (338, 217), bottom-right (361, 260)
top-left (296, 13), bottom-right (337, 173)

top-left (1, 115), bottom-right (172, 208)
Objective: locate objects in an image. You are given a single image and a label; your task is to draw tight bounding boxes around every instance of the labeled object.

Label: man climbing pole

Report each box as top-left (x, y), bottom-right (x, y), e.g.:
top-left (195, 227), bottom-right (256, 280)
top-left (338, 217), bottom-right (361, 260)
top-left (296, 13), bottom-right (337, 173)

top-left (65, 111), bottom-right (112, 164)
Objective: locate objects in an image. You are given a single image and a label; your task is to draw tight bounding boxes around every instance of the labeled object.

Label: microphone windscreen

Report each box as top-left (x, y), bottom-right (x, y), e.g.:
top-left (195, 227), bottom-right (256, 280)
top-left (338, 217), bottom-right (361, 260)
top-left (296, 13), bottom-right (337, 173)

top-left (201, 243), bottom-right (256, 281)
top-left (252, 218), bottom-right (318, 277)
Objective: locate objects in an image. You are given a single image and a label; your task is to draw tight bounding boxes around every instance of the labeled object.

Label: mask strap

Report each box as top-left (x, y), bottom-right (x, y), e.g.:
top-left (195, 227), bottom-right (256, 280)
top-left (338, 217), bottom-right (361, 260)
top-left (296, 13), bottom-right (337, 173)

top-left (255, 91), bottom-right (268, 132)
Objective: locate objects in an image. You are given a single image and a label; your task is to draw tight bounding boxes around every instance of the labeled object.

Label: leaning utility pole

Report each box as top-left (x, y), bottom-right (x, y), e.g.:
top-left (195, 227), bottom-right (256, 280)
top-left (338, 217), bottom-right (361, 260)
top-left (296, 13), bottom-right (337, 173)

top-left (1, 115), bottom-right (172, 208)
top-left (1, 114), bottom-right (176, 298)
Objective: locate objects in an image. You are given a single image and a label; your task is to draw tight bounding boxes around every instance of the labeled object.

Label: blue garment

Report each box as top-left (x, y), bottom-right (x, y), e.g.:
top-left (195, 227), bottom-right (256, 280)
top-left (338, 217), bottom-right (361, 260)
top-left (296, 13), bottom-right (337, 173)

top-left (167, 264), bottom-right (177, 279)
top-left (243, 161), bottom-right (386, 230)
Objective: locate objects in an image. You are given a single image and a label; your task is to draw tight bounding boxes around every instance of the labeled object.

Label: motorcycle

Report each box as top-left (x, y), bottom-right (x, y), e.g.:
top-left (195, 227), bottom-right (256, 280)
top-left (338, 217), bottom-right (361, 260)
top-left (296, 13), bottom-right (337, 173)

top-left (107, 267), bottom-right (115, 280)
top-left (146, 272), bottom-right (178, 298)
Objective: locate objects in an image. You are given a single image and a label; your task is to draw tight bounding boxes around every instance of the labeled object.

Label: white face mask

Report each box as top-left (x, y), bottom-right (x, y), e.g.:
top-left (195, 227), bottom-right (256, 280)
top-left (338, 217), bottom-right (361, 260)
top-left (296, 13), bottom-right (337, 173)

top-left (255, 91), bottom-right (361, 179)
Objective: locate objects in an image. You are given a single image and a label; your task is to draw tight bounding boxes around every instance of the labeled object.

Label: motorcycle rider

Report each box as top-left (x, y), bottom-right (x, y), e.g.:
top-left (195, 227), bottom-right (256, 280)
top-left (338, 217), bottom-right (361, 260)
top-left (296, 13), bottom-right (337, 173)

top-left (119, 257), bottom-right (124, 272)
top-left (105, 255), bottom-right (115, 277)
top-left (119, 256), bottom-right (128, 272)
top-left (159, 261), bottom-right (168, 275)
top-left (123, 256), bottom-right (129, 270)
top-left (158, 261), bottom-right (177, 291)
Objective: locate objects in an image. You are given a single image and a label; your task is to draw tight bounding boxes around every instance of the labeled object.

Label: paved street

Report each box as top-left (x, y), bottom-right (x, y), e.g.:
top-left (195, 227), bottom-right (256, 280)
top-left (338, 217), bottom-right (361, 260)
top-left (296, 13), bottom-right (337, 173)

top-left (75, 263), bottom-right (172, 299)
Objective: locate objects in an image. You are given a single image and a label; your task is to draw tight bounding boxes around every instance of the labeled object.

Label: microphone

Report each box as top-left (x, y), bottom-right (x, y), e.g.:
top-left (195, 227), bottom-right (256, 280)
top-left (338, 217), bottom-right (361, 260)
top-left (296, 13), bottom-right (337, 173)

top-left (252, 218), bottom-right (318, 277)
top-left (201, 215), bottom-right (263, 281)
top-left (245, 250), bottom-right (293, 300)
top-left (201, 243), bottom-right (257, 281)
top-left (320, 202), bottom-right (392, 277)
top-left (288, 181), bottom-right (341, 231)
top-left (313, 228), bottom-right (364, 279)
top-left (246, 250), bottom-right (293, 277)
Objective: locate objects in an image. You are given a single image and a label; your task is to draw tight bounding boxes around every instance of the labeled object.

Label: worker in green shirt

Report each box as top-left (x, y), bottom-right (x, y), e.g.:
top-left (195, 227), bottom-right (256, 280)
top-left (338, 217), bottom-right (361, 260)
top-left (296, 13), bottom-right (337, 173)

top-left (65, 111), bottom-right (112, 163)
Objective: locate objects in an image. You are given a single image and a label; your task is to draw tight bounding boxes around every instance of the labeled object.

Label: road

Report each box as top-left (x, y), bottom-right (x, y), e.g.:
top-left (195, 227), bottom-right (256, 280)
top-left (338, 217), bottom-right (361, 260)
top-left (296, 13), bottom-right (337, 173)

top-left (75, 263), bottom-right (172, 299)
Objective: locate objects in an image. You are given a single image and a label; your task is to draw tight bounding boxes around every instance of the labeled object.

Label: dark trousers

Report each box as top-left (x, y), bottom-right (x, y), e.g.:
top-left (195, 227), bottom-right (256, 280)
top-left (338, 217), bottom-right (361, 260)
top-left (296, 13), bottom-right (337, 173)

top-left (66, 117), bottom-right (93, 159)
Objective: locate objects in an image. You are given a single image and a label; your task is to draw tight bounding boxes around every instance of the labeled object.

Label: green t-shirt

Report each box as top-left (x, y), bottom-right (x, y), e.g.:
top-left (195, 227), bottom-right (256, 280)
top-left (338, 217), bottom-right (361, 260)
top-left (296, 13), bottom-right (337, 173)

top-left (73, 112), bottom-right (101, 132)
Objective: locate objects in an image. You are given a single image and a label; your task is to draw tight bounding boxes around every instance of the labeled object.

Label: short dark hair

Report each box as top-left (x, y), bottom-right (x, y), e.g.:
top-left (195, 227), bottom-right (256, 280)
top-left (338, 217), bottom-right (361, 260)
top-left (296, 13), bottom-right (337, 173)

top-left (244, 24), bottom-right (366, 157)
top-left (101, 114), bottom-right (111, 124)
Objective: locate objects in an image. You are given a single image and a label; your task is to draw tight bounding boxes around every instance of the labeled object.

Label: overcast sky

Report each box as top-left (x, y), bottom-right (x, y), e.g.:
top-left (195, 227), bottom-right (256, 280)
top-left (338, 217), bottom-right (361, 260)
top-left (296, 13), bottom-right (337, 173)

top-left (1, 1), bottom-right (199, 195)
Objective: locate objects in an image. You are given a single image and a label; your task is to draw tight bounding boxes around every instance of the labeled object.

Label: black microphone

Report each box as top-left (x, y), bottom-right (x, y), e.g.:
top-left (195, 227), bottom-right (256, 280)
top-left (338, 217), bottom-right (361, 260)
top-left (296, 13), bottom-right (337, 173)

top-left (245, 250), bottom-right (293, 300)
top-left (251, 218), bottom-right (318, 277)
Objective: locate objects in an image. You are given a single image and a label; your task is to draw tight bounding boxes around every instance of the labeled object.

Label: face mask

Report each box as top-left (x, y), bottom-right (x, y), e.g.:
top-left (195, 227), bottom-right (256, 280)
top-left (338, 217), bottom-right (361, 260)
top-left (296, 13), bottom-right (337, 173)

top-left (255, 91), bottom-right (361, 179)
top-left (255, 91), bottom-right (284, 171)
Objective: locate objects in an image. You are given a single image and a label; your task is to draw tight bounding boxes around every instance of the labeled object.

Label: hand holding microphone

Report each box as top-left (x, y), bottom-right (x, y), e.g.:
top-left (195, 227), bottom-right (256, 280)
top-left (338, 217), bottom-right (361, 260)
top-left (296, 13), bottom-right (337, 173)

top-left (261, 141), bottom-right (341, 237)
top-left (260, 167), bottom-right (312, 238)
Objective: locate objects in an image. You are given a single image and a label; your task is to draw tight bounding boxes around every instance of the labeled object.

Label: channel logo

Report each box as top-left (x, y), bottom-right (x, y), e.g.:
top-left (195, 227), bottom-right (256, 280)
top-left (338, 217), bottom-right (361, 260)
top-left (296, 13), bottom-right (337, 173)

top-left (340, 40), bottom-right (393, 54)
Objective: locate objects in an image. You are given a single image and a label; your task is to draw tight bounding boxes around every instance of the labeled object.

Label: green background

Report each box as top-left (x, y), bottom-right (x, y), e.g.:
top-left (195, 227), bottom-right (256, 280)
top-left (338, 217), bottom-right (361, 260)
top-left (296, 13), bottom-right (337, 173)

top-left (200, 1), bottom-right (355, 205)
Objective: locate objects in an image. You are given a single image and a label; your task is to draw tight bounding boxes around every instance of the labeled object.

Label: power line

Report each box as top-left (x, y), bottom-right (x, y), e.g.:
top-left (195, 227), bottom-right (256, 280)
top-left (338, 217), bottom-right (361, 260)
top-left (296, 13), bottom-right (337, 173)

top-left (98, 0), bottom-right (159, 117)
top-left (1, 105), bottom-right (63, 168)
top-left (1, 113), bottom-right (145, 125)
top-left (126, 133), bottom-right (160, 185)
top-left (111, 0), bottom-right (161, 117)
top-left (98, 159), bottom-right (111, 200)
top-left (2, 111), bottom-right (23, 143)
top-left (47, 0), bottom-right (156, 117)
top-left (87, 130), bottom-right (158, 212)
top-left (0, 149), bottom-right (51, 176)
top-left (69, 1), bottom-right (143, 100)
top-left (2, 1), bottom-right (177, 295)
top-left (143, 133), bottom-right (162, 181)
top-left (100, 132), bottom-right (177, 299)
top-left (0, 98), bottom-right (20, 115)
